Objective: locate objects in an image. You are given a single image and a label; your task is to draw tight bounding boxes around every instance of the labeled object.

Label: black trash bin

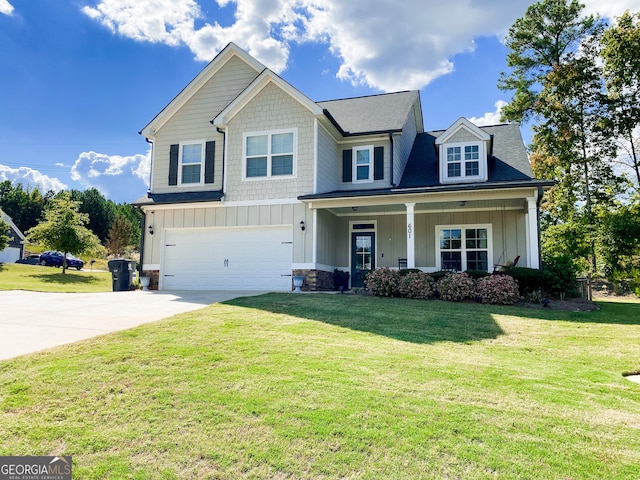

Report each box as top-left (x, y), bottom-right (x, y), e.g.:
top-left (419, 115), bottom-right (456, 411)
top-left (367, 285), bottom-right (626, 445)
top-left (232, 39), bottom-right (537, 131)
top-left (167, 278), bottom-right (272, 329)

top-left (107, 259), bottom-right (136, 291)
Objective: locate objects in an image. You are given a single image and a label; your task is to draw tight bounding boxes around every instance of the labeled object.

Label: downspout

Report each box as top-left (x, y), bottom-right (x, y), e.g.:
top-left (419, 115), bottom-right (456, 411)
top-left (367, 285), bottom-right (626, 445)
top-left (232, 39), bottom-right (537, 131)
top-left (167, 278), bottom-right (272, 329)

top-left (215, 125), bottom-right (226, 197)
top-left (389, 133), bottom-right (395, 186)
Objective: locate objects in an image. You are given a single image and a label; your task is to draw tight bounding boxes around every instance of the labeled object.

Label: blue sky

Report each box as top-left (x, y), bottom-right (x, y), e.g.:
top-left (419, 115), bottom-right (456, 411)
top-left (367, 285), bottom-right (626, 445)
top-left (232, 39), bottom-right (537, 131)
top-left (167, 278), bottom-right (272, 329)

top-left (0, 0), bottom-right (635, 203)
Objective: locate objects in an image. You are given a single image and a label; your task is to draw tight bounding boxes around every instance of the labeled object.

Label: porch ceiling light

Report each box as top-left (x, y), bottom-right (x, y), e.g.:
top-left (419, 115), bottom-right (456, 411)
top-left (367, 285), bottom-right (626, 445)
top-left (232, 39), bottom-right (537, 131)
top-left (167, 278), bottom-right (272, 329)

top-left (459, 201), bottom-right (467, 207)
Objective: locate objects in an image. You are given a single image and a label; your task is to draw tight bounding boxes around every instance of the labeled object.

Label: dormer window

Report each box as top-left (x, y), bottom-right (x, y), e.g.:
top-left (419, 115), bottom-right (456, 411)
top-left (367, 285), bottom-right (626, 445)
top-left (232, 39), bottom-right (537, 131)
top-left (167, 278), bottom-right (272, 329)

top-left (446, 143), bottom-right (481, 179)
top-left (436, 118), bottom-right (490, 185)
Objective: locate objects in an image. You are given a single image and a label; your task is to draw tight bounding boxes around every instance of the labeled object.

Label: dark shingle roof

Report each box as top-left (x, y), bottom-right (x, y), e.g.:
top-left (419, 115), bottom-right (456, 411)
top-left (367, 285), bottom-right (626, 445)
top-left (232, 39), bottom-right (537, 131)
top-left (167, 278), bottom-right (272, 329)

top-left (132, 191), bottom-right (223, 206)
top-left (317, 91), bottom-right (419, 135)
top-left (398, 123), bottom-right (533, 189)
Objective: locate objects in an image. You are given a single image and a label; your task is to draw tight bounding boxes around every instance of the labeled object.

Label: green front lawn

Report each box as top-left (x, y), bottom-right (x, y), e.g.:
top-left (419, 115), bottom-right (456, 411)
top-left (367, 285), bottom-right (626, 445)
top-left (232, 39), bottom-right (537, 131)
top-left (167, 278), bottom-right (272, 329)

top-left (0, 262), bottom-right (112, 292)
top-left (1, 294), bottom-right (639, 479)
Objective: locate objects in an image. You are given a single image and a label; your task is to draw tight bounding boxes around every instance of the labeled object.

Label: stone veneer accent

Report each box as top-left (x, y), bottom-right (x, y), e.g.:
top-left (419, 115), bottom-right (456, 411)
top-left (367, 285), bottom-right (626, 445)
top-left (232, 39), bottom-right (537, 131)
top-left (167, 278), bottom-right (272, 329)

top-left (292, 269), bottom-right (334, 291)
top-left (142, 270), bottom-right (160, 290)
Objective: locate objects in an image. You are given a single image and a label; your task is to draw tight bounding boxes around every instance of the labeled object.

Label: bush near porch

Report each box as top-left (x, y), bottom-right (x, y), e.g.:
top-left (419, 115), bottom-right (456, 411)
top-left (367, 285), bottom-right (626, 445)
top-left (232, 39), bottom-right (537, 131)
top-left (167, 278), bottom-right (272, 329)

top-left (366, 268), bottom-right (548, 305)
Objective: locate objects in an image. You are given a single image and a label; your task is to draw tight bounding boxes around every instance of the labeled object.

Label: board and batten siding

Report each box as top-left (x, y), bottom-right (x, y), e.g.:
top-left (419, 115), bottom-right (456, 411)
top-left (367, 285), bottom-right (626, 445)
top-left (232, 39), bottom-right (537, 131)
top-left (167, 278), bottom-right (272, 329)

top-left (143, 202), bottom-right (311, 266)
top-left (151, 56), bottom-right (260, 194)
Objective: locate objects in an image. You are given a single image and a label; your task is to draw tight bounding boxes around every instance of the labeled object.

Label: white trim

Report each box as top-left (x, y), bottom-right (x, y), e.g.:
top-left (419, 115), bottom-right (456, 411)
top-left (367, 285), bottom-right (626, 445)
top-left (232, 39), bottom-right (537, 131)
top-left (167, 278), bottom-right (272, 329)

top-left (242, 128), bottom-right (297, 181)
top-left (141, 198), bottom-right (301, 212)
top-left (313, 118), bottom-right (319, 194)
top-left (526, 196), bottom-right (539, 269)
top-left (435, 117), bottom-right (491, 145)
top-left (352, 145), bottom-right (374, 184)
top-left (405, 203), bottom-right (415, 268)
top-left (142, 264), bottom-right (160, 271)
top-left (178, 140), bottom-right (205, 186)
top-left (435, 224), bottom-right (493, 272)
top-left (312, 208), bottom-right (318, 264)
top-left (439, 141), bottom-right (487, 184)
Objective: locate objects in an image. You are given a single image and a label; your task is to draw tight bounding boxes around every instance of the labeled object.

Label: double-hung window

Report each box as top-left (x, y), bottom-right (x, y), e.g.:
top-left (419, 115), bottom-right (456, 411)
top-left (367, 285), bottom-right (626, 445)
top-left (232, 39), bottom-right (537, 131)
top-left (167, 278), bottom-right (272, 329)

top-left (353, 146), bottom-right (374, 183)
top-left (437, 225), bottom-right (491, 271)
top-left (179, 141), bottom-right (204, 184)
top-left (442, 141), bottom-right (485, 183)
top-left (244, 129), bottom-right (295, 179)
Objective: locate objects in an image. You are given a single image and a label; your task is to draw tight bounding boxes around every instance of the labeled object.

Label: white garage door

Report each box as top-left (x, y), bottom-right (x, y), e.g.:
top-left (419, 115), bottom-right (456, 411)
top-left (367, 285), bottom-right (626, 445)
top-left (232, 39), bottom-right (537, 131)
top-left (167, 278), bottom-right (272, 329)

top-left (161, 226), bottom-right (293, 291)
top-left (0, 247), bottom-right (20, 263)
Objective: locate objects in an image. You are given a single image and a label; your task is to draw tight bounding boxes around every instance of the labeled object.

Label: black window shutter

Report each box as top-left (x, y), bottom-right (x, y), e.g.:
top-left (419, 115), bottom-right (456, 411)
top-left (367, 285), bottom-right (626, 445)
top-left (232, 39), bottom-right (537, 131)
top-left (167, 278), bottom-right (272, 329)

top-left (374, 146), bottom-right (384, 181)
top-left (168, 144), bottom-right (179, 186)
top-left (204, 141), bottom-right (215, 184)
top-left (342, 149), bottom-right (352, 182)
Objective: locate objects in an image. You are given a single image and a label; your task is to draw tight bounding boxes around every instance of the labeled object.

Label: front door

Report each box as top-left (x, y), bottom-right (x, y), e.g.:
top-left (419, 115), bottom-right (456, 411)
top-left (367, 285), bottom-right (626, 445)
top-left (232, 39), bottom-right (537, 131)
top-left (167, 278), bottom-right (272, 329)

top-left (351, 232), bottom-right (375, 288)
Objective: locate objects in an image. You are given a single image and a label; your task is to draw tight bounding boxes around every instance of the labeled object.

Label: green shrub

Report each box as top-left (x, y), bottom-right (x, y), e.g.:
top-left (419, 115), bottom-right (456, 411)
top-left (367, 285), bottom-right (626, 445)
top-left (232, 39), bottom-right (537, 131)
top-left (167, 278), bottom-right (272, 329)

top-left (477, 274), bottom-right (521, 305)
top-left (398, 272), bottom-right (435, 299)
top-left (542, 254), bottom-right (579, 298)
top-left (437, 272), bottom-right (475, 301)
top-left (506, 267), bottom-right (546, 296)
top-left (365, 267), bottom-right (400, 297)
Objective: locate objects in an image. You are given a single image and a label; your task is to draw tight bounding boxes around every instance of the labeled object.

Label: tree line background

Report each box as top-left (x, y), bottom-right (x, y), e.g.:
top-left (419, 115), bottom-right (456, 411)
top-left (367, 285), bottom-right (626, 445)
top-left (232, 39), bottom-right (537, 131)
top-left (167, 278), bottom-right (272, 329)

top-left (0, 181), bottom-right (142, 259)
top-left (499, 0), bottom-right (640, 294)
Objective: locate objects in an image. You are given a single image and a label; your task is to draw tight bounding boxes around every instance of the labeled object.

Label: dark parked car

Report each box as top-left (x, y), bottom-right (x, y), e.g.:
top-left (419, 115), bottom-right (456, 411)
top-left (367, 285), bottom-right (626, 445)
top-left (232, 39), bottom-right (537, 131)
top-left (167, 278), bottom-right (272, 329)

top-left (15, 254), bottom-right (41, 265)
top-left (39, 251), bottom-right (84, 270)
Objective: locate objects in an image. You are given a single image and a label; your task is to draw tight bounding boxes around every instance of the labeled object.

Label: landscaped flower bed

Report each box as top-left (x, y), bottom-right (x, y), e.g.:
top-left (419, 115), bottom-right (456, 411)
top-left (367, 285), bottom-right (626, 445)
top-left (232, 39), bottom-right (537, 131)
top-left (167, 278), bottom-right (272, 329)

top-left (365, 268), bottom-right (522, 305)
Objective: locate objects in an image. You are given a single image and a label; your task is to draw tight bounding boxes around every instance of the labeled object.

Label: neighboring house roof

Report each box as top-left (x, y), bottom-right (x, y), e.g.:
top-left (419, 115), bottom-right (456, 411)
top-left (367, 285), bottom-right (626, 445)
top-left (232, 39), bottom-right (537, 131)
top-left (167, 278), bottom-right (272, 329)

top-left (0, 209), bottom-right (25, 241)
top-left (317, 91), bottom-right (421, 135)
top-left (398, 123), bottom-right (535, 189)
top-left (133, 191), bottom-right (224, 206)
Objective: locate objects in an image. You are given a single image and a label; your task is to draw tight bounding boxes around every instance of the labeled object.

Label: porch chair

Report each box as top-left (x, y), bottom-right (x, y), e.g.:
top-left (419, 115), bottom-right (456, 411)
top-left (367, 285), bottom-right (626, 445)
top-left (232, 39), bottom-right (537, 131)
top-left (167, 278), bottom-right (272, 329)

top-left (398, 258), bottom-right (408, 269)
top-left (493, 255), bottom-right (520, 274)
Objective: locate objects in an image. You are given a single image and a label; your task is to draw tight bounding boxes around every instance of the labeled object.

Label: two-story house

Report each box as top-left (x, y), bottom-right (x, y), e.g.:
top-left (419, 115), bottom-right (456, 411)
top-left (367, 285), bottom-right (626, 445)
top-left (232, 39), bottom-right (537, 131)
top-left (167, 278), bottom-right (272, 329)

top-left (134, 42), bottom-right (553, 291)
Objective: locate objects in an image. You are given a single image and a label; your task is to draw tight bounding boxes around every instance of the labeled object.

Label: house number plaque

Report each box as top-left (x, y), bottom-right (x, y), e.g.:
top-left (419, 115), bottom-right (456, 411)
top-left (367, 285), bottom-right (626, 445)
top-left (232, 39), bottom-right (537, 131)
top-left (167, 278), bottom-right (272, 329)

top-left (407, 223), bottom-right (412, 239)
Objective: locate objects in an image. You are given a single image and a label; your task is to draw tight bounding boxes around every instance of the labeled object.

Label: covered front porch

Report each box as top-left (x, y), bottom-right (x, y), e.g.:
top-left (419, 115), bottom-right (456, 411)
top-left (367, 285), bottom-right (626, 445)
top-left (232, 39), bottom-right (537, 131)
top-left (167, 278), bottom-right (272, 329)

top-left (301, 185), bottom-right (543, 288)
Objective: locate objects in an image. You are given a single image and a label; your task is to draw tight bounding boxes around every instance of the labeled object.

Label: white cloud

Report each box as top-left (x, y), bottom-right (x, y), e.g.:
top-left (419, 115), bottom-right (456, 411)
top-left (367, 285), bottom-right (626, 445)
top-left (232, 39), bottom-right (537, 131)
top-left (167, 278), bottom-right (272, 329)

top-left (82, 0), bottom-right (640, 93)
top-left (582, 0), bottom-right (639, 21)
top-left (71, 150), bottom-right (150, 183)
top-left (0, 0), bottom-right (14, 16)
top-left (0, 164), bottom-right (67, 192)
top-left (70, 150), bottom-right (151, 200)
top-left (469, 101), bottom-right (508, 127)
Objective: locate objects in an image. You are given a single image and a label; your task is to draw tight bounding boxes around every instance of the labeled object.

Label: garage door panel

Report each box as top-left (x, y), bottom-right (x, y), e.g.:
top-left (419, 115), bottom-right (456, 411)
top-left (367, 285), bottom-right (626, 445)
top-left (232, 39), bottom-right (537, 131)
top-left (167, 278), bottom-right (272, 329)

top-left (162, 227), bottom-right (292, 291)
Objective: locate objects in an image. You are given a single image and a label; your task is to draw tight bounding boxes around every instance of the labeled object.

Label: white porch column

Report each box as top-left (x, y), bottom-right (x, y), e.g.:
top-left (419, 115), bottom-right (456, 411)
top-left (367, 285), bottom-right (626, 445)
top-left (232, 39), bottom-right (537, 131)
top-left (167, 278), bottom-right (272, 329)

top-left (526, 196), bottom-right (540, 269)
top-left (406, 203), bottom-right (415, 268)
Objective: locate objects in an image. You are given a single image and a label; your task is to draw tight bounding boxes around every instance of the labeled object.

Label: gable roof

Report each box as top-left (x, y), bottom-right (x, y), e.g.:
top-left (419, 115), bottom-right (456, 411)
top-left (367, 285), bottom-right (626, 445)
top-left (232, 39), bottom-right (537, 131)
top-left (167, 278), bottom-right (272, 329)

top-left (0, 209), bottom-right (25, 241)
top-left (398, 123), bottom-right (535, 189)
top-left (140, 42), bottom-right (265, 138)
top-left (213, 69), bottom-right (323, 127)
top-left (318, 91), bottom-right (422, 135)
top-left (435, 117), bottom-right (491, 144)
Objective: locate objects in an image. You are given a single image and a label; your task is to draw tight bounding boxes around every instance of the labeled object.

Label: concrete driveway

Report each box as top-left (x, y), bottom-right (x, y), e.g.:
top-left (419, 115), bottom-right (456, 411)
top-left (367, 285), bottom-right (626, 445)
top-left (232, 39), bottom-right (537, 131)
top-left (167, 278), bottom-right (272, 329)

top-left (0, 290), bottom-right (265, 361)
